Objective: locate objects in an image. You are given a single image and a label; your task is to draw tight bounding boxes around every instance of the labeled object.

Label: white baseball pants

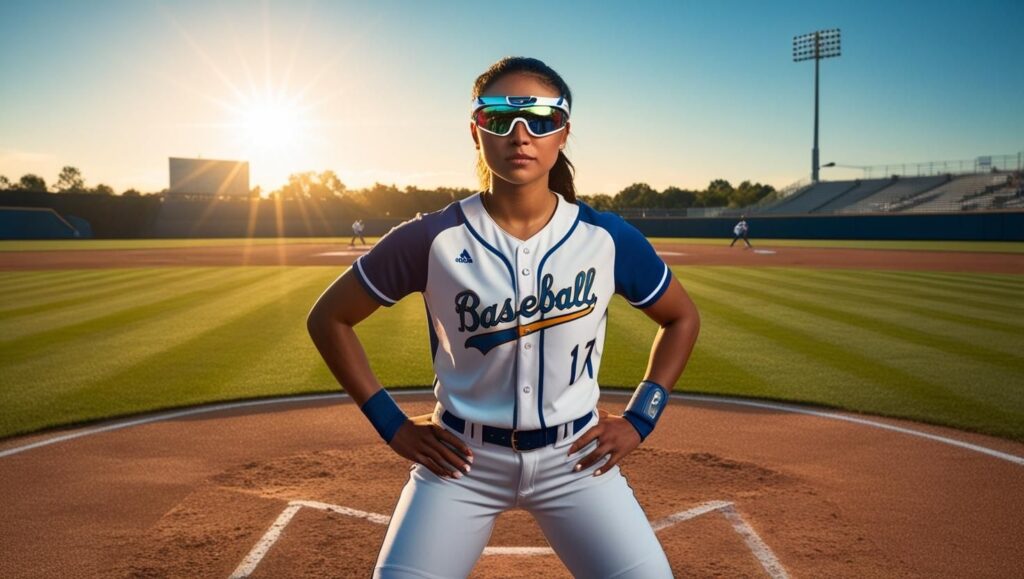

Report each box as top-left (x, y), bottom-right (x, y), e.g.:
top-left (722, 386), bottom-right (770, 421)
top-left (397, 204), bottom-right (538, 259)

top-left (373, 407), bottom-right (672, 578)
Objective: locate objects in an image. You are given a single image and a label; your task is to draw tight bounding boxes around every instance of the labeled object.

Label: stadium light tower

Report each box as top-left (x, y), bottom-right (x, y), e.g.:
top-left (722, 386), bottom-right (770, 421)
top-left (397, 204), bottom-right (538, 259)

top-left (793, 28), bottom-right (841, 182)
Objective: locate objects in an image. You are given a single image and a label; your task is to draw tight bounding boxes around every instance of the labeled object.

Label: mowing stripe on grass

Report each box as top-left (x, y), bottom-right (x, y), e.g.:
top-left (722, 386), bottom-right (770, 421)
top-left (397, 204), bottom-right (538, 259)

top-left (0, 268), bottom-right (157, 300)
top-left (0, 269), bottom-right (281, 361)
top-left (729, 268), bottom-right (1024, 342)
top-left (0, 269), bottom-right (121, 294)
top-left (0, 269), bottom-right (204, 320)
top-left (843, 268), bottom-right (1024, 301)
top-left (677, 341), bottom-right (783, 396)
top-left (5, 268), bottom-right (199, 302)
top-left (680, 274), bottom-right (1020, 433)
top-left (772, 269), bottom-right (1024, 329)
top-left (687, 269), bottom-right (1023, 372)
top-left (810, 268), bottom-right (1024, 302)
top-left (889, 272), bottom-right (1024, 297)
top-left (897, 270), bottom-right (1024, 288)
top-left (863, 270), bottom-right (1024, 299)
top-left (798, 269), bottom-right (1024, 315)
top-left (0, 269), bottom-right (302, 382)
top-left (0, 269), bottom-right (244, 342)
top-left (684, 267), bottom-right (1024, 422)
top-left (599, 300), bottom-right (664, 385)
top-left (599, 295), bottom-right (794, 397)
top-left (679, 285), bottom-right (893, 404)
top-left (49, 270), bottom-right (329, 410)
top-left (1, 269), bottom-right (157, 307)
top-left (350, 296), bottom-right (437, 387)
top-left (0, 270), bottom-right (328, 436)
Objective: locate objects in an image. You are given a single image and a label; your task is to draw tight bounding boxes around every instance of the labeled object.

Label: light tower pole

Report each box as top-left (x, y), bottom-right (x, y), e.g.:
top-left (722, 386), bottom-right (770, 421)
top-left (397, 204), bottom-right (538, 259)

top-left (793, 29), bottom-right (841, 182)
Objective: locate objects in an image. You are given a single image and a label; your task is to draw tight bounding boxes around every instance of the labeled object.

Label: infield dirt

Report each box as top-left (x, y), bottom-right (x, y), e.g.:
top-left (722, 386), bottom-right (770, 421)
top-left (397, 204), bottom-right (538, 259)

top-left (1, 395), bottom-right (1022, 578)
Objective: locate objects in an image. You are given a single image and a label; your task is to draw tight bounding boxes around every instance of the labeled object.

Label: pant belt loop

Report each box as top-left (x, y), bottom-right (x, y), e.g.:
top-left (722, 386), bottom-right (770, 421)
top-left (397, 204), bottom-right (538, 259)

top-left (469, 418), bottom-right (484, 446)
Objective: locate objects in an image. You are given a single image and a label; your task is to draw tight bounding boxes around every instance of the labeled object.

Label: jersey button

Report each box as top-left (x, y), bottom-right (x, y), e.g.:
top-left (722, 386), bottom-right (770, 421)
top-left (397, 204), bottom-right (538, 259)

top-left (524, 343), bottom-right (532, 350)
top-left (521, 267), bottom-right (531, 276)
top-left (523, 386), bottom-right (532, 394)
top-left (522, 247), bottom-right (530, 254)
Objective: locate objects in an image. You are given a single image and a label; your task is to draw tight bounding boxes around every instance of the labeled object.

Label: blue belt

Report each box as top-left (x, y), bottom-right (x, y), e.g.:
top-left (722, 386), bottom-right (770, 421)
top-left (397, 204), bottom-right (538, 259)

top-left (441, 410), bottom-right (594, 452)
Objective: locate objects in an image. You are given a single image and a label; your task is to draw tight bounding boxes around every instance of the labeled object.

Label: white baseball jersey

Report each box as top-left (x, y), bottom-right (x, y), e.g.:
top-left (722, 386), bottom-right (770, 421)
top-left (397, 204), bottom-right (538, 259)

top-left (354, 192), bottom-right (670, 431)
top-left (733, 220), bottom-right (748, 236)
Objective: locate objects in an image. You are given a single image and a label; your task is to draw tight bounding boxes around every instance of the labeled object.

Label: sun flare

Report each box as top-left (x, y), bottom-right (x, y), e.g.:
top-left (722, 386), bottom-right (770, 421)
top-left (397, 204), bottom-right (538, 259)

top-left (237, 97), bottom-right (305, 150)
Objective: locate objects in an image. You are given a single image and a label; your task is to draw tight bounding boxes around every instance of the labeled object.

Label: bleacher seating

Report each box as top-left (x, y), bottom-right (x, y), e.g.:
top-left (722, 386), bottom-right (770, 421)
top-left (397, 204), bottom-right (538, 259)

top-left (759, 181), bottom-right (857, 214)
top-left (838, 175), bottom-right (949, 214)
top-left (899, 173), bottom-right (1011, 212)
top-left (751, 171), bottom-right (1021, 215)
top-left (957, 185), bottom-right (1022, 211)
top-left (812, 178), bottom-right (893, 213)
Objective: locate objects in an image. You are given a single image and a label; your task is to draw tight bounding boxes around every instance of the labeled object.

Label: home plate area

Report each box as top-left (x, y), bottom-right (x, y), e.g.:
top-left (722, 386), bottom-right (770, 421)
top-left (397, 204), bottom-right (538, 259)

top-left (230, 499), bottom-right (786, 579)
top-left (116, 446), bottom-right (898, 578)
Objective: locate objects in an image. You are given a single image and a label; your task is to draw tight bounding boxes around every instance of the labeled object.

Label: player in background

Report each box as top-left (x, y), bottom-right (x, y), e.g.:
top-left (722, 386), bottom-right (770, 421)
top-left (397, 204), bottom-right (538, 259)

top-left (307, 57), bottom-right (700, 578)
top-left (730, 215), bottom-right (752, 249)
top-left (349, 219), bottom-right (367, 246)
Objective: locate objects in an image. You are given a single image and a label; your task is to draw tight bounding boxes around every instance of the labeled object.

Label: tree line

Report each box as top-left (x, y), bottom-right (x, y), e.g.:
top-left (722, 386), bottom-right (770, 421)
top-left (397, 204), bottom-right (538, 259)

top-left (258, 172), bottom-right (777, 213)
top-left (0, 166), bottom-right (145, 197)
top-left (579, 179), bottom-right (776, 212)
top-left (1, 166), bottom-right (776, 218)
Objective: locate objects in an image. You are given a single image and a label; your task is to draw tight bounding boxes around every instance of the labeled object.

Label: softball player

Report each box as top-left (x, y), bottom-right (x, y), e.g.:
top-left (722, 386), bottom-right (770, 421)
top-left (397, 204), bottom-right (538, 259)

top-left (730, 216), bottom-right (751, 249)
top-left (350, 219), bottom-right (367, 246)
top-left (307, 57), bottom-right (701, 578)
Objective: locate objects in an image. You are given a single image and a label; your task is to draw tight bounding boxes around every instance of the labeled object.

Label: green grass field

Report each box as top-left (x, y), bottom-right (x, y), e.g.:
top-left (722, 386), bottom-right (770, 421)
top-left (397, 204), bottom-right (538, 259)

top-left (2, 237), bottom-right (1023, 253)
top-left (1, 265), bottom-right (1022, 441)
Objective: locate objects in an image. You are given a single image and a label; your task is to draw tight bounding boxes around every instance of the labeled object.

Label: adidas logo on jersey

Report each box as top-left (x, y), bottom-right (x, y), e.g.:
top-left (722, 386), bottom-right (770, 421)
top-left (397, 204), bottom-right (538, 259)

top-left (455, 249), bottom-right (473, 263)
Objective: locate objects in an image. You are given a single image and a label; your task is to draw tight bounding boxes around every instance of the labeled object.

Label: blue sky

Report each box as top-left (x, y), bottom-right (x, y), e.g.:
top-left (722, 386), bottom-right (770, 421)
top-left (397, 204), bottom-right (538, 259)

top-left (1, 0), bottom-right (1021, 195)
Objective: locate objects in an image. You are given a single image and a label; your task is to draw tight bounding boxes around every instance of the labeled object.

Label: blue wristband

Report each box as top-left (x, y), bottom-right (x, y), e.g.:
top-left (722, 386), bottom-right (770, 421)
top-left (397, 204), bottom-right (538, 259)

top-left (622, 380), bottom-right (668, 441)
top-left (360, 389), bottom-right (408, 443)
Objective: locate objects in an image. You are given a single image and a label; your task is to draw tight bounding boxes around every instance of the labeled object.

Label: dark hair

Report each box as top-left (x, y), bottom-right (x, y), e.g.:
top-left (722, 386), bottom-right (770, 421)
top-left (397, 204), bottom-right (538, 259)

top-left (472, 56), bottom-right (577, 203)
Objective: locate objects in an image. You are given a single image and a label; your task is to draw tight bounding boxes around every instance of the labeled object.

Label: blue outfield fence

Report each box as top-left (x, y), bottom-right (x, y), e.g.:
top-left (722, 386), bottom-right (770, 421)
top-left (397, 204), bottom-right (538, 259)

top-left (627, 211), bottom-right (1024, 242)
top-left (0, 207), bottom-right (91, 239)
top-left (0, 190), bottom-right (1020, 241)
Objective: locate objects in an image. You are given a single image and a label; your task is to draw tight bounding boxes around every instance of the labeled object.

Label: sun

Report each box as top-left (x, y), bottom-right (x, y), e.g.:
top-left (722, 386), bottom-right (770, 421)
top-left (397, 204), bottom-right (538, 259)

top-left (237, 97), bottom-right (305, 150)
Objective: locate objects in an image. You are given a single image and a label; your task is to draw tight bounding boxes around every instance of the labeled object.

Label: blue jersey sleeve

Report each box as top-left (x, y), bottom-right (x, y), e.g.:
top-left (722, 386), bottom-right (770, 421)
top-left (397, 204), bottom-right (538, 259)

top-left (576, 202), bottom-right (671, 309)
top-left (353, 217), bottom-right (429, 306)
top-left (613, 218), bottom-right (670, 308)
top-left (352, 203), bottom-right (464, 306)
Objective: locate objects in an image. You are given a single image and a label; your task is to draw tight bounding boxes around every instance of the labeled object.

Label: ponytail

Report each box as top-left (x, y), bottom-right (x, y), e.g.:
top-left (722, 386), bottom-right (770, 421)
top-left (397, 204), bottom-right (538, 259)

top-left (549, 151), bottom-right (576, 203)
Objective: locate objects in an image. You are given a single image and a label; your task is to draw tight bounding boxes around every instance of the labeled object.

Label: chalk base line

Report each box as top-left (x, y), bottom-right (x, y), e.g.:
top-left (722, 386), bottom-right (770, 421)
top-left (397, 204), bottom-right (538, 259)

top-left (228, 499), bottom-right (788, 579)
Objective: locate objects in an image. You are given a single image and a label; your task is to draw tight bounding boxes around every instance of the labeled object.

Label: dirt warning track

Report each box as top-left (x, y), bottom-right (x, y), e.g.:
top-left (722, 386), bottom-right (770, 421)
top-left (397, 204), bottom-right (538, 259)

top-left (1, 393), bottom-right (1022, 578)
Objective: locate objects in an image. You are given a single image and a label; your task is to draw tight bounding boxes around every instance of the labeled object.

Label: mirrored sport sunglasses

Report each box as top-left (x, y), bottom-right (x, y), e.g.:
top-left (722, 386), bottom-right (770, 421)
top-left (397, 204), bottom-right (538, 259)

top-left (471, 95), bottom-right (570, 137)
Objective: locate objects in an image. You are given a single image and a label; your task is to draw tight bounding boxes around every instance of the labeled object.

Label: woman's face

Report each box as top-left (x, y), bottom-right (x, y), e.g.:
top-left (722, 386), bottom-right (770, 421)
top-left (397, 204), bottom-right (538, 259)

top-left (472, 72), bottom-right (570, 190)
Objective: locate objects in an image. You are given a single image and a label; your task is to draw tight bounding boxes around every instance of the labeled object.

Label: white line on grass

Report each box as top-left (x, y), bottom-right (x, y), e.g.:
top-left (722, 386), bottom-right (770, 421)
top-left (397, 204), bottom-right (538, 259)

top-left (679, 394), bottom-right (1024, 466)
top-left (1, 391), bottom-right (1021, 466)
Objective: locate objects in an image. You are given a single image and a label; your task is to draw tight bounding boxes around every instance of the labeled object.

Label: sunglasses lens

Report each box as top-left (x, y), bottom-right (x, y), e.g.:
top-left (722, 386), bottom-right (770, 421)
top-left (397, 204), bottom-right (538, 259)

top-left (474, 105), bottom-right (567, 136)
